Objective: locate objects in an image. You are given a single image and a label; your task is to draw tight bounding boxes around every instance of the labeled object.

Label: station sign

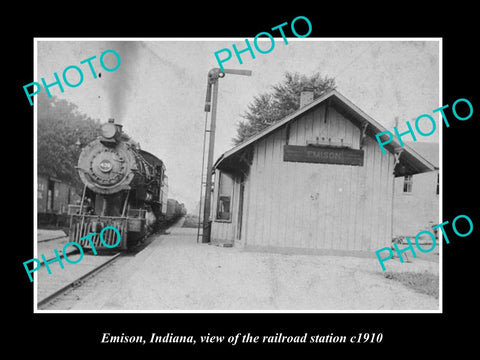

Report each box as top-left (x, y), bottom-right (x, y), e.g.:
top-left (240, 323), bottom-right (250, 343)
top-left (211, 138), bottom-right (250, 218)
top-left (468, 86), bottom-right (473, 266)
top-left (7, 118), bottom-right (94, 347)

top-left (283, 145), bottom-right (364, 166)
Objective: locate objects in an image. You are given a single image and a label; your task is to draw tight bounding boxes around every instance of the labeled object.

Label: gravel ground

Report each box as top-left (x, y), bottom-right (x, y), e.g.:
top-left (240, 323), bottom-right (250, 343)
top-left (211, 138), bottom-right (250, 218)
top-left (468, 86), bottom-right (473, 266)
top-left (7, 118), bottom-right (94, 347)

top-left (59, 218), bottom-right (439, 311)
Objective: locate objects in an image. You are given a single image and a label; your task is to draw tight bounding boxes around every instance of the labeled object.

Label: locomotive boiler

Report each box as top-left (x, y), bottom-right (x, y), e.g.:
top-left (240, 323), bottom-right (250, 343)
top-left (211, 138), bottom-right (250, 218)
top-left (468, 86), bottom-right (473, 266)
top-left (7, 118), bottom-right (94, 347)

top-left (68, 119), bottom-right (167, 250)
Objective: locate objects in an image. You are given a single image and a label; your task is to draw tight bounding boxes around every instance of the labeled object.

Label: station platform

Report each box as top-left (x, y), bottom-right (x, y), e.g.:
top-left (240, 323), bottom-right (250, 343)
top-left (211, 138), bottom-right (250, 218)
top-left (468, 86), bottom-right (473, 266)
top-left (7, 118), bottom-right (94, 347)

top-left (56, 217), bottom-right (439, 311)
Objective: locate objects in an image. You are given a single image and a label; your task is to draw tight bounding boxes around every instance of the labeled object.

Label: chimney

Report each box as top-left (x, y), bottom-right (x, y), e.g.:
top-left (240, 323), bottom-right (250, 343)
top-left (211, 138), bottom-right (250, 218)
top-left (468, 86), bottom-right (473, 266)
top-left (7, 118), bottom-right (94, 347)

top-left (299, 87), bottom-right (314, 108)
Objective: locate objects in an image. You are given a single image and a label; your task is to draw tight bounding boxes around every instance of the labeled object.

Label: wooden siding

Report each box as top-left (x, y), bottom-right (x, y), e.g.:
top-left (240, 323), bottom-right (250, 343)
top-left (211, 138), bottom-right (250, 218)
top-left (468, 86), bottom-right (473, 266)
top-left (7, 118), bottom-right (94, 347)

top-left (37, 175), bottom-right (49, 213)
top-left (242, 104), bottom-right (395, 252)
top-left (211, 102), bottom-right (396, 252)
top-left (393, 170), bottom-right (439, 237)
top-left (211, 170), bottom-right (240, 246)
top-left (37, 175), bottom-right (79, 214)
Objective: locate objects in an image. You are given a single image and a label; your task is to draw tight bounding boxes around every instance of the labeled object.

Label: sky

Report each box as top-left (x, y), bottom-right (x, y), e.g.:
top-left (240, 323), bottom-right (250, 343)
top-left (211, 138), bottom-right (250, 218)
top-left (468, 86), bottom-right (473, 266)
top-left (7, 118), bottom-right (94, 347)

top-left (35, 38), bottom-right (440, 212)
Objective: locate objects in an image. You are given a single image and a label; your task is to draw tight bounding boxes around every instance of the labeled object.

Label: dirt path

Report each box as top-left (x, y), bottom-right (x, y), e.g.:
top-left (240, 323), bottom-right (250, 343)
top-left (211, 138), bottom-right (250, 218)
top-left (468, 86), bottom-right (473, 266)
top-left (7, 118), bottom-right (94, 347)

top-left (58, 218), bottom-right (439, 311)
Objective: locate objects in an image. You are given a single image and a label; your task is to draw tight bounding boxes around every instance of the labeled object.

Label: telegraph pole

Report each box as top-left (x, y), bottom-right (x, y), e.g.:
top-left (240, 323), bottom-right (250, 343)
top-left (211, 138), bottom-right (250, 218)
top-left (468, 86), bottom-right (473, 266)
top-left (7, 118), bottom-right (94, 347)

top-left (200, 68), bottom-right (252, 243)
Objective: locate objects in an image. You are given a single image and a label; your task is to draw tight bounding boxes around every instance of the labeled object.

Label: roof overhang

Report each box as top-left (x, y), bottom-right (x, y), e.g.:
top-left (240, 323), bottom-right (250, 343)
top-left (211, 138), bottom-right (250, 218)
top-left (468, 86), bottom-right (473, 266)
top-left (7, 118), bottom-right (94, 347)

top-left (215, 90), bottom-right (436, 177)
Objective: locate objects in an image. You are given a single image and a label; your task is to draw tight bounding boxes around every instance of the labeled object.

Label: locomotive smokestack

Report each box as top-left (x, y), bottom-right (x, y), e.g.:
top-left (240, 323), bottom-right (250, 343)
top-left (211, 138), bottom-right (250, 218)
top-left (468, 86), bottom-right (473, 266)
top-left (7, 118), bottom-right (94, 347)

top-left (107, 118), bottom-right (123, 134)
top-left (100, 118), bottom-right (123, 144)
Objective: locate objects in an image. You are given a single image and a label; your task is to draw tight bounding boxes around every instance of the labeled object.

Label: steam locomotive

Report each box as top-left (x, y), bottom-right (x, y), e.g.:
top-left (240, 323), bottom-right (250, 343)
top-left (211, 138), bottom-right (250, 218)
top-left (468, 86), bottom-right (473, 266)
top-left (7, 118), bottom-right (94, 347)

top-left (68, 119), bottom-right (168, 250)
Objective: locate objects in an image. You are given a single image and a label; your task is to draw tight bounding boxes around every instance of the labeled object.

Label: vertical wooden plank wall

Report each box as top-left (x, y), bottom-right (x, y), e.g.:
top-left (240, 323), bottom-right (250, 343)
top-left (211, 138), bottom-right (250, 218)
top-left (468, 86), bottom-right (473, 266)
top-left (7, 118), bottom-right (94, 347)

top-left (243, 104), bottom-right (395, 252)
top-left (211, 171), bottom-right (239, 245)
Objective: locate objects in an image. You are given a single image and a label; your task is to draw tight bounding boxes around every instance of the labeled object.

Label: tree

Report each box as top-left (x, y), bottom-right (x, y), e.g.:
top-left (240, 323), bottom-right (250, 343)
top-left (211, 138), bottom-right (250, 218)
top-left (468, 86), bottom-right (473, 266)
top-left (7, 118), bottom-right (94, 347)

top-left (37, 92), bottom-right (100, 188)
top-left (232, 71), bottom-right (336, 145)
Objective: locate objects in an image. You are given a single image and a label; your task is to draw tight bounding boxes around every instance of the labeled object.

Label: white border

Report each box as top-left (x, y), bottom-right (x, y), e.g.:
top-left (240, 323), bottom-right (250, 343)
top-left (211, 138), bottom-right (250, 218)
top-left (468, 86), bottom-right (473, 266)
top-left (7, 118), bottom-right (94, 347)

top-left (33, 37), bottom-right (443, 314)
top-left (33, 38), bottom-right (39, 308)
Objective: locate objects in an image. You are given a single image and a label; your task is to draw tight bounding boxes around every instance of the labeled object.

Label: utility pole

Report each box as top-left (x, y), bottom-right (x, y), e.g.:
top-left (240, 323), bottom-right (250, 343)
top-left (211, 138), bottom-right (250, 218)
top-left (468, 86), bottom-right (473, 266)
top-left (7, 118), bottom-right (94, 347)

top-left (200, 68), bottom-right (252, 244)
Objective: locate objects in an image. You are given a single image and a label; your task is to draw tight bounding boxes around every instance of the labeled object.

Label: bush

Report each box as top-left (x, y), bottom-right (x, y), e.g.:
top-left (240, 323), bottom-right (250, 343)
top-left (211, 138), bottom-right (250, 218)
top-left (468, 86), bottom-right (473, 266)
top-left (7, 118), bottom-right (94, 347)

top-left (384, 271), bottom-right (439, 299)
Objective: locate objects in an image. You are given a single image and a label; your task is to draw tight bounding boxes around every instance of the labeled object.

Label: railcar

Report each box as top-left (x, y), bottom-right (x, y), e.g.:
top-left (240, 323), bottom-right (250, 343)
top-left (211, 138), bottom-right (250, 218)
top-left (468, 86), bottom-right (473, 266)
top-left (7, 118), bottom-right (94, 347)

top-left (166, 199), bottom-right (187, 221)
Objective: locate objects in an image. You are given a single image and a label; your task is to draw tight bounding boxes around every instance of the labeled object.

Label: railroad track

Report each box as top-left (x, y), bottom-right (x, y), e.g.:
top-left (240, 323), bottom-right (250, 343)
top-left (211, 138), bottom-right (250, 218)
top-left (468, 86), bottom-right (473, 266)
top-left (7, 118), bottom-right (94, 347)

top-left (37, 251), bottom-right (121, 310)
top-left (36, 220), bottom-right (182, 310)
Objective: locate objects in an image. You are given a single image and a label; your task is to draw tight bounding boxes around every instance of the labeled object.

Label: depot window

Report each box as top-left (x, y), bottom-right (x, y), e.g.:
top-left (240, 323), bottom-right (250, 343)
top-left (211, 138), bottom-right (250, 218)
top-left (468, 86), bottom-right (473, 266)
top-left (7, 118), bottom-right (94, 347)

top-left (216, 172), bottom-right (233, 221)
top-left (403, 175), bottom-right (413, 193)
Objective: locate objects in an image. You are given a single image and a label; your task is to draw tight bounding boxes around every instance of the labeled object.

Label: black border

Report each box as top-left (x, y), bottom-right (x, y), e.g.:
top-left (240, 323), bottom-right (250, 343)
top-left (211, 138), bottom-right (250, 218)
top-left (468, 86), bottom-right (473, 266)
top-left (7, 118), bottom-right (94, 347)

top-left (12, 6), bottom-right (479, 355)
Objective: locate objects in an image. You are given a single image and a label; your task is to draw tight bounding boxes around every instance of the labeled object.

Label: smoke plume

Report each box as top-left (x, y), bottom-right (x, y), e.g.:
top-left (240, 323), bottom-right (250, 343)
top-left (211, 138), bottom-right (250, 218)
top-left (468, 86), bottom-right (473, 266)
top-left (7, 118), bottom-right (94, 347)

top-left (102, 41), bottom-right (140, 124)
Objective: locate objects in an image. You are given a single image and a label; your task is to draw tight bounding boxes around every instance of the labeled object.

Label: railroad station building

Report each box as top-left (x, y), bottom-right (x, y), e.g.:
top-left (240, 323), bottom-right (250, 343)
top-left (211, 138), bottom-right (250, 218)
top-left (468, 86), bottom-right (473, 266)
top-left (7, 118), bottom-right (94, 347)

top-left (210, 89), bottom-right (437, 255)
top-left (393, 141), bottom-right (439, 238)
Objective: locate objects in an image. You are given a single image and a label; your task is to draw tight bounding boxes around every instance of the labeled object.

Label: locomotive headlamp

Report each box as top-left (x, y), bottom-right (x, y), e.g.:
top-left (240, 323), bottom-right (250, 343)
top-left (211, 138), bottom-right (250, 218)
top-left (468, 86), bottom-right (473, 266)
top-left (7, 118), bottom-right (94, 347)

top-left (101, 122), bottom-right (117, 139)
